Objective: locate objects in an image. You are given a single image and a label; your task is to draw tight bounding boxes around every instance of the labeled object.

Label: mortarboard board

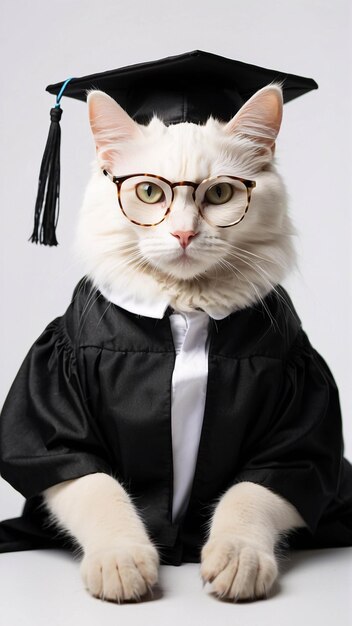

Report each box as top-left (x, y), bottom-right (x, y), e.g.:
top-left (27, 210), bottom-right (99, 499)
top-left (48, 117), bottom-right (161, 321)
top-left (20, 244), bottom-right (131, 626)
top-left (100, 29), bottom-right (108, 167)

top-left (31, 50), bottom-right (318, 246)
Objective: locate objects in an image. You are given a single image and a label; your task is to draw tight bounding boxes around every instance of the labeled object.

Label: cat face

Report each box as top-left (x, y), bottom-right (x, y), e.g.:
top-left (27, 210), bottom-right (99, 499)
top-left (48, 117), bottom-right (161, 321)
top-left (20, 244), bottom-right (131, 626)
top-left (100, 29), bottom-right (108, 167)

top-left (76, 86), bottom-right (295, 314)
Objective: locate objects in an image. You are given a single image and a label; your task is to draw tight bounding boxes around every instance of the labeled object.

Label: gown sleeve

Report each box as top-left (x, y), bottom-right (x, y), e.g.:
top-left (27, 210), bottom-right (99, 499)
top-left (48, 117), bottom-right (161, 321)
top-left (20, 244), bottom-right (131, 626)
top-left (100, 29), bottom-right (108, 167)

top-left (0, 317), bottom-right (112, 499)
top-left (234, 328), bottom-right (348, 537)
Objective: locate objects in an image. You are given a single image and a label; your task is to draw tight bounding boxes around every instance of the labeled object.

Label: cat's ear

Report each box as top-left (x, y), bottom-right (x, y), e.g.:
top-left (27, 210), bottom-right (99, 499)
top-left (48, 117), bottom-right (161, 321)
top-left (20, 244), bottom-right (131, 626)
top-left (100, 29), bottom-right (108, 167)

top-left (225, 85), bottom-right (283, 152)
top-left (87, 90), bottom-right (142, 169)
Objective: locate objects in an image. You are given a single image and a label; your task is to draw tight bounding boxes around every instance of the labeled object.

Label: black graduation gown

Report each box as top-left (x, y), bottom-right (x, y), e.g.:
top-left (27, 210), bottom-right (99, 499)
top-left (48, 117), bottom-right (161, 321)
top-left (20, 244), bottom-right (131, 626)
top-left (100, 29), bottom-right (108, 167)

top-left (0, 280), bottom-right (351, 564)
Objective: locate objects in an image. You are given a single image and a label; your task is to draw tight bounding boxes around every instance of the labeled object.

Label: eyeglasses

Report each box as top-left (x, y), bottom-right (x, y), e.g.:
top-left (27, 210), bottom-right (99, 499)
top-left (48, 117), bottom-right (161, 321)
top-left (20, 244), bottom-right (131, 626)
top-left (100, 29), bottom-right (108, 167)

top-left (103, 170), bottom-right (256, 228)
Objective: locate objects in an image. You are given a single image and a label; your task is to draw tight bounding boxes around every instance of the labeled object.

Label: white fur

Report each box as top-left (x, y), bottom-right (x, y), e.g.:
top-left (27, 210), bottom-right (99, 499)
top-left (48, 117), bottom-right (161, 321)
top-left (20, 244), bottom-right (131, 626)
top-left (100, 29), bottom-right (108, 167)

top-left (44, 86), bottom-right (306, 603)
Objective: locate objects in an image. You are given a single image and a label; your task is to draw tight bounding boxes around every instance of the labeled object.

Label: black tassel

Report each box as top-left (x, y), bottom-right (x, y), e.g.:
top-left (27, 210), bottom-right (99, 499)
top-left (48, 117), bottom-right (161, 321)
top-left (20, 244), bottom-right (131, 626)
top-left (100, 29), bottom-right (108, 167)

top-left (30, 77), bottom-right (73, 246)
top-left (30, 105), bottom-right (63, 246)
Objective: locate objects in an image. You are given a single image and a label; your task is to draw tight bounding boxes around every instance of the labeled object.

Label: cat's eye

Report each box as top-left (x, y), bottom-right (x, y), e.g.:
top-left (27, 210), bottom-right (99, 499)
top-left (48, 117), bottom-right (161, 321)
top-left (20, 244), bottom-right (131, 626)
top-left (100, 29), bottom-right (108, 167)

top-left (204, 182), bottom-right (234, 205)
top-left (136, 182), bottom-right (164, 204)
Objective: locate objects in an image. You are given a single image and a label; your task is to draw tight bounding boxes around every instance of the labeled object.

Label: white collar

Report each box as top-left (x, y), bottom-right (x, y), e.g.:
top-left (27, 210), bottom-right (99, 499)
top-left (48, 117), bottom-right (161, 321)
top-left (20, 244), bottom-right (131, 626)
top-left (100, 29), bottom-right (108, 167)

top-left (99, 283), bottom-right (170, 319)
top-left (99, 284), bottom-right (228, 320)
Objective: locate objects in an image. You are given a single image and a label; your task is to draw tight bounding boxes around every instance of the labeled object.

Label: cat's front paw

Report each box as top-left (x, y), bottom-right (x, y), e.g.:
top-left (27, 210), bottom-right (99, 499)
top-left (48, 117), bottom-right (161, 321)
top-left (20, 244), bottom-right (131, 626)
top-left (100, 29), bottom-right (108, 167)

top-left (200, 536), bottom-right (278, 601)
top-left (80, 541), bottom-right (159, 602)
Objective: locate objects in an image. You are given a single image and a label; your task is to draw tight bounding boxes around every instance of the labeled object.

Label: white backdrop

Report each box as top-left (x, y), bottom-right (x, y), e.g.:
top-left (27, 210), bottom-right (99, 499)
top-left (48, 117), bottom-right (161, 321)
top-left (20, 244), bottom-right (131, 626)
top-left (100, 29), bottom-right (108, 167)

top-left (0, 0), bottom-right (351, 520)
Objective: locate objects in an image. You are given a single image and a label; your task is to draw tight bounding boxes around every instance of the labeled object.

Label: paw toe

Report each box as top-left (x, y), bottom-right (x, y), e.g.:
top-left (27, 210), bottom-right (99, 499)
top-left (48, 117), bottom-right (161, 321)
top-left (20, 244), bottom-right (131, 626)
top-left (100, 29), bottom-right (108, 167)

top-left (200, 539), bottom-right (233, 582)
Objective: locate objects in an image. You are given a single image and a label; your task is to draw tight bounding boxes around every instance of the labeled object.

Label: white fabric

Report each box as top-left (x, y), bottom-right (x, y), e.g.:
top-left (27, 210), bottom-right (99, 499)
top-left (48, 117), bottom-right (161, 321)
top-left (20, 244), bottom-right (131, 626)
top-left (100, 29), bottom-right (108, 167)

top-left (99, 284), bottom-right (170, 319)
top-left (169, 311), bottom-right (210, 521)
top-left (99, 283), bottom-right (225, 521)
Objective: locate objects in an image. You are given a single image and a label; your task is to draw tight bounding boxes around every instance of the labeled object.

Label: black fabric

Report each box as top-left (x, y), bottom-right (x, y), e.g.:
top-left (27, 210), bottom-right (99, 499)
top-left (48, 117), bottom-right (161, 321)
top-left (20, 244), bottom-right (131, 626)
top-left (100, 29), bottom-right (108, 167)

top-left (0, 280), bottom-right (351, 565)
top-left (46, 50), bottom-right (318, 125)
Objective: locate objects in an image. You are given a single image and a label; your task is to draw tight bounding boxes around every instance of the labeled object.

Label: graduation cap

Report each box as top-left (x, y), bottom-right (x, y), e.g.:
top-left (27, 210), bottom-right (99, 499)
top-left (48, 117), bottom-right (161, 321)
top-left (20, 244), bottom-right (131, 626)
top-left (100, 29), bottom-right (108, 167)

top-left (31, 50), bottom-right (318, 246)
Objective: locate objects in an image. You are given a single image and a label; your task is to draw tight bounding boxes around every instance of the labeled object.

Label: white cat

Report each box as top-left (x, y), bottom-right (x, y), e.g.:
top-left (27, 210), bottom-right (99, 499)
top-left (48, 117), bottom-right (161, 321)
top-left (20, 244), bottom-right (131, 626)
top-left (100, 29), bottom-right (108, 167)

top-left (43, 84), bottom-right (307, 603)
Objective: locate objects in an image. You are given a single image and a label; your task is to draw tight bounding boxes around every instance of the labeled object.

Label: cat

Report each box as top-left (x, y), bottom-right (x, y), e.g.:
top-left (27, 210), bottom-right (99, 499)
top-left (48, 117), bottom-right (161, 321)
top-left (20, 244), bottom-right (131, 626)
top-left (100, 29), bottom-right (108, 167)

top-left (42, 84), bottom-right (307, 602)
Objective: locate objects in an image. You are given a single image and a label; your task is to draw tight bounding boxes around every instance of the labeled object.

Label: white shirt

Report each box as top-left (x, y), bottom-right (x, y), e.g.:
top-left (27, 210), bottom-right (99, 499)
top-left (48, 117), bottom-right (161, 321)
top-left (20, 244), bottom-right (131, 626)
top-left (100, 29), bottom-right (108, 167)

top-left (100, 284), bottom-right (225, 522)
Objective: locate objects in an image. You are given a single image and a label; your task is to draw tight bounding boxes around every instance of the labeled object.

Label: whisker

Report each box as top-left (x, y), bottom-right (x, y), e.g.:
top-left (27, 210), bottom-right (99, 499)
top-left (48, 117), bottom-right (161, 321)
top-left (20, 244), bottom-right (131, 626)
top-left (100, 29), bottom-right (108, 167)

top-left (78, 287), bottom-right (101, 338)
top-left (224, 242), bottom-right (282, 266)
top-left (96, 302), bottom-right (112, 327)
top-left (225, 249), bottom-right (275, 288)
top-left (224, 249), bottom-right (290, 318)
top-left (216, 256), bottom-right (277, 330)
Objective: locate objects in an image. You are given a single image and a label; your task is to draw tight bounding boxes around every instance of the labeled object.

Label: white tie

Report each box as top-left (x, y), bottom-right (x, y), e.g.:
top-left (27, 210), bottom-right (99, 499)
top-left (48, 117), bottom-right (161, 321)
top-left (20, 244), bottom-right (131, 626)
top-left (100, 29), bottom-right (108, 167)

top-left (169, 311), bottom-right (210, 522)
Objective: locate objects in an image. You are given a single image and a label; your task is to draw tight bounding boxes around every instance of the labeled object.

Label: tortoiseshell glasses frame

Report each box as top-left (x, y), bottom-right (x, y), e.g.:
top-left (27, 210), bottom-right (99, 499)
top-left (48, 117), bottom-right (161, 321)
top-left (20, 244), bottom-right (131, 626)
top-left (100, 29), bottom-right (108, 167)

top-left (103, 169), bottom-right (256, 228)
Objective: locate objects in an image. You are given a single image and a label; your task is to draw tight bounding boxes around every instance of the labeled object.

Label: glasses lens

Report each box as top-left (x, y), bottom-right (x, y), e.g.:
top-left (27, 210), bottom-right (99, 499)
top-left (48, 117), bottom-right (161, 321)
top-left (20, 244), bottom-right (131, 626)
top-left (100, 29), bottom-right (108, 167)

top-left (197, 177), bottom-right (249, 227)
top-left (119, 176), bottom-right (171, 226)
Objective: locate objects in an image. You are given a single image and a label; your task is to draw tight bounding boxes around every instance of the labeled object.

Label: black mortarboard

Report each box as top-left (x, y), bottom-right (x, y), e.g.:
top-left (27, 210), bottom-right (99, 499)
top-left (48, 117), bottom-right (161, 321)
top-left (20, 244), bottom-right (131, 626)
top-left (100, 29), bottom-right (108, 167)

top-left (31, 50), bottom-right (318, 246)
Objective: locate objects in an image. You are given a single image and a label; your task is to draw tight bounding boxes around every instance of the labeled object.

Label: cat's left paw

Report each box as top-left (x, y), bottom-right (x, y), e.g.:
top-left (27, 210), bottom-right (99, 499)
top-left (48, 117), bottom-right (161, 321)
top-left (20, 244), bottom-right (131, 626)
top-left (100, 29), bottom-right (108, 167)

top-left (200, 536), bottom-right (278, 601)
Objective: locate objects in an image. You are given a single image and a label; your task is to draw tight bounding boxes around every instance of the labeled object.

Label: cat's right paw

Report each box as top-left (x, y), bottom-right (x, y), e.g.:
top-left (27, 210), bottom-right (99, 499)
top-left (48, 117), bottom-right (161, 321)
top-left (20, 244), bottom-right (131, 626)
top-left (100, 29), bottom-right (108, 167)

top-left (80, 541), bottom-right (159, 602)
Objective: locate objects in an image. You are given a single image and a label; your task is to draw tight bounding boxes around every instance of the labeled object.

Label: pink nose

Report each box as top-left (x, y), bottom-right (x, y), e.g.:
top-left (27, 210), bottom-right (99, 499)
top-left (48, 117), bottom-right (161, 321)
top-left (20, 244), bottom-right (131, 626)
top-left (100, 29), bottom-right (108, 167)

top-left (171, 230), bottom-right (197, 248)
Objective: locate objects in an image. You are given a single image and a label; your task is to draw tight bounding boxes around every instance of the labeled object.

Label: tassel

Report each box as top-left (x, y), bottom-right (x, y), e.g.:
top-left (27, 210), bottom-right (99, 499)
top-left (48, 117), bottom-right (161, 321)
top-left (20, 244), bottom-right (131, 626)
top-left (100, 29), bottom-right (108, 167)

top-left (30, 77), bottom-right (73, 246)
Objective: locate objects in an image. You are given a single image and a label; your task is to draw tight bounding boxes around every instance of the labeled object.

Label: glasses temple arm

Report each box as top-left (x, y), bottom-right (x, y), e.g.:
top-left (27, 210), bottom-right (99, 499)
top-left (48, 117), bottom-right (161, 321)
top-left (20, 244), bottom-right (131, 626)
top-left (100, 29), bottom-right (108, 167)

top-left (103, 169), bottom-right (119, 183)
